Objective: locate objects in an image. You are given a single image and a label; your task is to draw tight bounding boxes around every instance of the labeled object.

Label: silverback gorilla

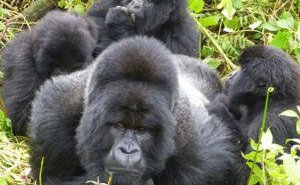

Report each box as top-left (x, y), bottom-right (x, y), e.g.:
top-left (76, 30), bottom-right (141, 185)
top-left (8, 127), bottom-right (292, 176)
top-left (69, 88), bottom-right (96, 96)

top-left (2, 0), bottom-right (199, 135)
top-left (29, 37), bottom-right (238, 185)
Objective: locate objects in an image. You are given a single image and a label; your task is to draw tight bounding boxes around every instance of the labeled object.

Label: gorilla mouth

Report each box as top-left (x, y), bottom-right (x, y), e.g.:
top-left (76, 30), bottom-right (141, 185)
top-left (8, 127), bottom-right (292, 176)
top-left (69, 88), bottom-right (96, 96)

top-left (106, 168), bottom-right (142, 177)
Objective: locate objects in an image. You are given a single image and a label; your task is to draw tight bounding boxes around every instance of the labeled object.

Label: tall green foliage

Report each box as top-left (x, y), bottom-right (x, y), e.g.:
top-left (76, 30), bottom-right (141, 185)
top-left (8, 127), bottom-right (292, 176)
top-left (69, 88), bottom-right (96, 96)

top-left (188, 0), bottom-right (300, 73)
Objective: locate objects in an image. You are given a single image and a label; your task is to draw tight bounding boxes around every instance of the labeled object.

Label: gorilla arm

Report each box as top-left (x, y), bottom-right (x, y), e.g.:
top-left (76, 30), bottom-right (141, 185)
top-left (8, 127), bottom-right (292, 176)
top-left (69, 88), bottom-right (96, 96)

top-left (86, 0), bottom-right (137, 55)
top-left (29, 69), bottom-right (89, 183)
top-left (153, 96), bottom-right (238, 185)
top-left (158, 17), bottom-right (200, 57)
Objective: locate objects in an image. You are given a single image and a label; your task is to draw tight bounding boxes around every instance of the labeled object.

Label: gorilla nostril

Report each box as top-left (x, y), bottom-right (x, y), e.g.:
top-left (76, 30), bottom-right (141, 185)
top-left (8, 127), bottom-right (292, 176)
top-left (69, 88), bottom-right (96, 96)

top-left (120, 146), bottom-right (139, 154)
top-left (134, 5), bottom-right (141, 10)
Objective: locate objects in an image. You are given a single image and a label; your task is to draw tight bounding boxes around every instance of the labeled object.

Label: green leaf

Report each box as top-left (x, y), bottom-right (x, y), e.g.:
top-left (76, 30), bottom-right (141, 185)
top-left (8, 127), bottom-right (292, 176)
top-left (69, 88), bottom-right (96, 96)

top-left (58, 0), bottom-right (66, 8)
top-left (0, 177), bottom-right (7, 185)
top-left (279, 110), bottom-right (299, 118)
top-left (283, 157), bottom-right (300, 183)
top-left (249, 21), bottom-right (262, 30)
top-left (286, 138), bottom-right (300, 144)
top-left (295, 47), bottom-right (300, 64)
top-left (188, 0), bottom-right (204, 13)
top-left (198, 15), bottom-right (220, 27)
top-left (250, 138), bottom-right (259, 151)
top-left (270, 31), bottom-right (292, 50)
top-left (248, 174), bottom-right (261, 185)
top-left (246, 162), bottom-right (264, 183)
top-left (201, 46), bottom-right (214, 57)
top-left (261, 129), bottom-right (273, 149)
top-left (276, 12), bottom-right (295, 30)
top-left (232, 0), bottom-right (243, 9)
top-left (74, 3), bottom-right (86, 14)
top-left (222, 5), bottom-right (236, 20)
top-left (202, 57), bottom-right (222, 69)
top-left (224, 18), bottom-right (239, 30)
top-left (263, 22), bottom-right (279, 31)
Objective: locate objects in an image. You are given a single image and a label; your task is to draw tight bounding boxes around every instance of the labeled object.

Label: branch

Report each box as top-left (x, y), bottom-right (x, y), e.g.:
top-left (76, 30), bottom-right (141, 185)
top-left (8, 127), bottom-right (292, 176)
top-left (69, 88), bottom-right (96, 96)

top-left (22, 0), bottom-right (59, 21)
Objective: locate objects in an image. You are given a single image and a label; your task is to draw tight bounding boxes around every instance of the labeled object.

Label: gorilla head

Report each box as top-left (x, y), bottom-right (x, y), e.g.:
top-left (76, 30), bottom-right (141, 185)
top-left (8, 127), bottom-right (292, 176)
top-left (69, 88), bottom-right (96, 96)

top-left (33, 11), bottom-right (98, 78)
top-left (76, 38), bottom-right (178, 184)
top-left (225, 46), bottom-right (300, 116)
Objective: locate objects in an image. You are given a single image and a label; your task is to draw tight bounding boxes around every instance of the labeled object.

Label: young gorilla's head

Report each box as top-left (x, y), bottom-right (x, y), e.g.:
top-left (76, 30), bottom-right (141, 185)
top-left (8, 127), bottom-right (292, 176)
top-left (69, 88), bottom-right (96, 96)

top-left (122, 0), bottom-right (188, 33)
top-left (34, 11), bottom-right (98, 78)
top-left (226, 45), bottom-right (300, 108)
top-left (76, 37), bottom-right (178, 184)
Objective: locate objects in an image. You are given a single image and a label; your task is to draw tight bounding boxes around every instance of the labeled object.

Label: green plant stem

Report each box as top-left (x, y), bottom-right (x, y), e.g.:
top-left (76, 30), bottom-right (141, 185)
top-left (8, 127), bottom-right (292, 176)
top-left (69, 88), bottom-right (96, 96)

top-left (247, 87), bottom-right (274, 185)
top-left (39, 157), bottom-right (44, 185)
top-left (192, 14), bottom-right (237, 70)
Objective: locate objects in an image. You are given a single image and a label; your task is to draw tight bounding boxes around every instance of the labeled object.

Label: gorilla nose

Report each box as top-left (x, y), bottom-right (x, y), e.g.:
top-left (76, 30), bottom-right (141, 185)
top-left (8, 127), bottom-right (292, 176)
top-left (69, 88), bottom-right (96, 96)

top-left (114, 142), bottom-right (142, 166)
top-left (120, 143), bottom-right (139, 154)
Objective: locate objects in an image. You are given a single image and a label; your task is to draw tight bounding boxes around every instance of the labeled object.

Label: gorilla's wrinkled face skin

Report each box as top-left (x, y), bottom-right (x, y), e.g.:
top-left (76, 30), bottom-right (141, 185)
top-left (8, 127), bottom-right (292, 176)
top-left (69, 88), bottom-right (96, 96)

top-left (121, 0), bottom-right (174, 32)
top-left (76, 82), bottom-right (176, 185)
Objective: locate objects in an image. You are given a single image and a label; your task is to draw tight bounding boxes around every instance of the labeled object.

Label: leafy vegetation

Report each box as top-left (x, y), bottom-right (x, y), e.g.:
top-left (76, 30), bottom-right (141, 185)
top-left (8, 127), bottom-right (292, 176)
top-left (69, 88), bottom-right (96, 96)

top-left (189, 0), bottom-right (300, 75)
top-left (241, 88), bottom-right (300, 185)
top-left (0, 0), bottom-right (300, 185)
top-left (58, 0), bottom-right (94, 14)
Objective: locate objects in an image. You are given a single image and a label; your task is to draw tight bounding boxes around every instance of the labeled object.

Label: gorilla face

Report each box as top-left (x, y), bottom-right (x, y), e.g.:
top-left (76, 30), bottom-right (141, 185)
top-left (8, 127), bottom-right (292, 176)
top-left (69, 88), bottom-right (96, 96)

top-left (76, 83), bottom-right (176, 184)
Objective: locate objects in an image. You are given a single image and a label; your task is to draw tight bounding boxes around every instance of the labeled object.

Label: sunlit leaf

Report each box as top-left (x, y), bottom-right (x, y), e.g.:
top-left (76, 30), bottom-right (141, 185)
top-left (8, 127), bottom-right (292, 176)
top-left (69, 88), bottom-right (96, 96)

top-left (0, 178), bottom-right (7, 185)
top-left (283, 157), bottom-right (300, 183)
top-left (74, 3), bottom-right (86, 14)
top-left (276, 12), bottom-right (295, 30)
top-left (198, 15), bottom-right (220, 27)
top-left (249, 21), bottom-right (262, 30)
top-left (279, 110), bottom-right (299, 118)
top-left (270, 31), bottom-right (292, 50)
top-left (261, 129), bottom-right (273, 149)
top-left (188, 0), bottom-right (204, 13)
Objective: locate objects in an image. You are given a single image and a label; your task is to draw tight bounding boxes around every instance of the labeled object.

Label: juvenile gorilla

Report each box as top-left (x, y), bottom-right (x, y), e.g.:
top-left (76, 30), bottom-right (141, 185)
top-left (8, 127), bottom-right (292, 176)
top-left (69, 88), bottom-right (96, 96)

top-left (3, 0), bottom-right (199, 135)
top-left (87, 0), bottom-right (200, 56)
top-left (209, 46), bottom-right (300, 184)
top-left (29, 37), bottom-right (238, 185)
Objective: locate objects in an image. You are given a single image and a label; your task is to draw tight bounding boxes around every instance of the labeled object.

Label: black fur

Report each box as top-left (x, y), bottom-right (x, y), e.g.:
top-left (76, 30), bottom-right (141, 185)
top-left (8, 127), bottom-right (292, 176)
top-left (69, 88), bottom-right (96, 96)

top-left (3, 0), bottom-right (199, 135)
top-left (87, 0), bottom-right (199, 56)
top-left (2, 11), bottom-right (97, 135)
top-left (208, 45), bottom-right (300, 184)
top-left (226, 46), bottom-right (300, 146)
top-left (29, 37), bottom-right (238, 185)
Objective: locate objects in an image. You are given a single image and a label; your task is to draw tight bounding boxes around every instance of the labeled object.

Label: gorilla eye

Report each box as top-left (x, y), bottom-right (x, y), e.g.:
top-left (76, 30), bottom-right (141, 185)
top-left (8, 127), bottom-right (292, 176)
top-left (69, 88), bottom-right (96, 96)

top-left (114, 122), bottom-right (126, 129)
top-left (257, 79), bottom-right (267, 87)
top-left (134, 126), bottom-right (146, 133)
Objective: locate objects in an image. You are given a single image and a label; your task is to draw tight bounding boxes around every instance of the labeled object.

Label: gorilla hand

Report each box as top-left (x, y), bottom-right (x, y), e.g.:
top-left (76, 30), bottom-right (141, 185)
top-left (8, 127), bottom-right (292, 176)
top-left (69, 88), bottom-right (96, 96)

top-left (105, 6), bottom-right (137, 39)
top-left (127, 0), bottom-right (144, 22)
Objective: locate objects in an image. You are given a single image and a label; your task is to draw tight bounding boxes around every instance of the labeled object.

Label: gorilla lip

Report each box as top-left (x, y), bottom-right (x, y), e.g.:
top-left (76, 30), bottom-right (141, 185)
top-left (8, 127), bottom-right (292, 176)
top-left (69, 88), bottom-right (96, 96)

top-left (106, 168), bottom-right (141, 177)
